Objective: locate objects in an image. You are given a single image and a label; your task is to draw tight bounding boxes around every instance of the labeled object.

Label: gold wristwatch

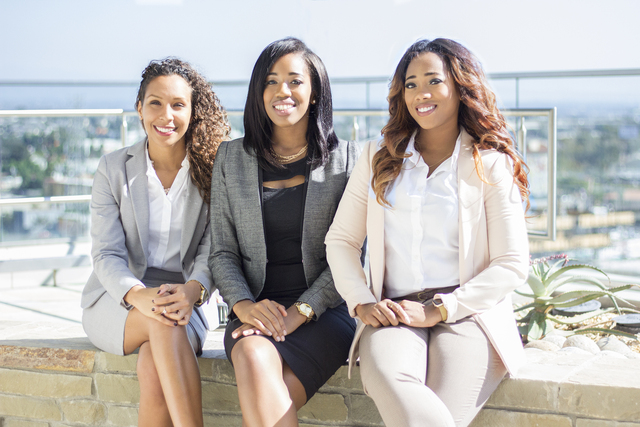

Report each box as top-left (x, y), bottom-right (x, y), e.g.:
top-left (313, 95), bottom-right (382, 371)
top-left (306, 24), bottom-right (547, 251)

top-left (194, 282), bottom-right (208, 307)
top-left (432, 297), bottom-right (448, 322)
top-left (294, 302), bottom-right (315, 324)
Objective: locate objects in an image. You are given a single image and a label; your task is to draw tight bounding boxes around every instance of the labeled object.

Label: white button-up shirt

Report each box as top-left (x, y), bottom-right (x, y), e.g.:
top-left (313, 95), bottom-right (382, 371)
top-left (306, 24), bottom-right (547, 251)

top-left (383, 131), bottom-right (461, 299)
top-left (145, 145), bottom-right (189, 272)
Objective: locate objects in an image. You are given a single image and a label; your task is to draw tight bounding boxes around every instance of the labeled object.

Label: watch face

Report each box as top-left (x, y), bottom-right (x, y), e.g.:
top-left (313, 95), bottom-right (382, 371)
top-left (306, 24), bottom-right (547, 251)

top-left (297, 303), bottom-right (312, 317)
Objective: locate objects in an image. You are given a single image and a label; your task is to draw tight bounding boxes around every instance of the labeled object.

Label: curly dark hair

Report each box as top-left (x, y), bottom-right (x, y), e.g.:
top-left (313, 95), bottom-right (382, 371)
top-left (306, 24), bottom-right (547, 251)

top-left (372, 39), bottom-right (530, 209)
top-left (136, 58), bottom-right (230, 204)
top-left (243, 37), bottom-right (339, 170)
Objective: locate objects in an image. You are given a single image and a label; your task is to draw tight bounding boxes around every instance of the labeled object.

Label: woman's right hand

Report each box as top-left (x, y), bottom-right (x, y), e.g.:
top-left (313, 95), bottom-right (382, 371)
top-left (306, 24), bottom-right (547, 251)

top-left (123, 285), bottom-right (178, 327)
top-left (232, 299), bottom-right (288, 341)
top-left (355, 300), bottom-right (410, 328)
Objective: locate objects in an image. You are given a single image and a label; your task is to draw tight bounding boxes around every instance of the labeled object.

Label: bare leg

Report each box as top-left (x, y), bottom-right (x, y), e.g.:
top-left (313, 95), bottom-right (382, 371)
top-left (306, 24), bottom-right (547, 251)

top-left (231, 336), bottom-right (307, 427)
top-left (124, 308), bottom-right (203, 427)
top-left (136, 341), bottom-right (172, 427)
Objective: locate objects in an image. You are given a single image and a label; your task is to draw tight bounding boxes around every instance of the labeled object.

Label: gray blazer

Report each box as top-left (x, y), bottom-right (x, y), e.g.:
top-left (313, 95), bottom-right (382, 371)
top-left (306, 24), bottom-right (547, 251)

top-left (208, 138), bottom-right (360, 319)
top-left (81, 139), bottom-right (213, 322)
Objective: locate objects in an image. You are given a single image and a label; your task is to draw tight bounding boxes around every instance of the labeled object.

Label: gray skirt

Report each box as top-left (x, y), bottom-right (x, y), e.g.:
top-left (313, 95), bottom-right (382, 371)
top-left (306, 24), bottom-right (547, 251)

top-left (82, 268), bottom-right (207, 356)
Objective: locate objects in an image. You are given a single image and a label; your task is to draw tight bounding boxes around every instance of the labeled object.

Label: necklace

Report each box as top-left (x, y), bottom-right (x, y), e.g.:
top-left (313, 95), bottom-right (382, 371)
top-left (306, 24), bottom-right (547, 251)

top-left (271, 144), bottom-right (308, 163)
top-left (415, 139), bottom-right (454, 170)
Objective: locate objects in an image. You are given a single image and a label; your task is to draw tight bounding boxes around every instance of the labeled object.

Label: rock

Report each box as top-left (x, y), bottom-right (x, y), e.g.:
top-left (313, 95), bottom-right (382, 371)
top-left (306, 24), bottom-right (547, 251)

top-left (557, 346), bottom-right (593, 356)
top-left (525, 340), bottom-right (561, 352)
top-left (597, 336), bottom-right (632, 355)
top-left (598, 350), bottom-right (627, 359)
top-left (563, 335), bottom-right (601, 354)
top-left (542, 334), bottom-right (566, 348)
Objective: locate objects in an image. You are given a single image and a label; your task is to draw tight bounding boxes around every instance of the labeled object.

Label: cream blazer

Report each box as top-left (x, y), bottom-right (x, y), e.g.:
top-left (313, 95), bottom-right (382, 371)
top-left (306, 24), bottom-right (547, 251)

top-left (325, 129), bottom-right (529, 376)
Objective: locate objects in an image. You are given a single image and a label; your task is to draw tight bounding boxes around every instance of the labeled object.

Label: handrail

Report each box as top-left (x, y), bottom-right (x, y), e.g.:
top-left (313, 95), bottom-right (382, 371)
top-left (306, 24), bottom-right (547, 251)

top-left (0, 108), bottom-right (557, 240)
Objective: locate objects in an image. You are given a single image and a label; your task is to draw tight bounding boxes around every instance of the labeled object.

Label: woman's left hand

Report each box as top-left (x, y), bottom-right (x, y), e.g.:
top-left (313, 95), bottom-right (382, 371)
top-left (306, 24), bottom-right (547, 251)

top-left (395, 300), bottom-right (443, 328)
top-left (152, 281), bottom-right (201, 326)
top-left (232, 305), bottom-right (308, 340)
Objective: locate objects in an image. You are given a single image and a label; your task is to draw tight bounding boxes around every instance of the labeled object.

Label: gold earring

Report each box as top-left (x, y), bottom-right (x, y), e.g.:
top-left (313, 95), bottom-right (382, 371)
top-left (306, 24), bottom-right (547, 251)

top-left (311, 99), bottom-right (316, 105)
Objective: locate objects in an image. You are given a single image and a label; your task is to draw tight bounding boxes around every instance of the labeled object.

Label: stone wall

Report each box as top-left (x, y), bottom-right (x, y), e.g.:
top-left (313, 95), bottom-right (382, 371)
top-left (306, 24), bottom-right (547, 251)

top-left (1, 340), bottom-right (640, 426)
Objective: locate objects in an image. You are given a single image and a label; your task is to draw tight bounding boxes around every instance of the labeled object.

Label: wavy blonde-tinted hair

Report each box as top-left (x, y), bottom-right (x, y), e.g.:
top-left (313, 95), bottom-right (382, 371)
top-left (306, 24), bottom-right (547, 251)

top-left (136, 58), bottom-right (230, 204)
top-left (372, 39), bottom-right (529, 209)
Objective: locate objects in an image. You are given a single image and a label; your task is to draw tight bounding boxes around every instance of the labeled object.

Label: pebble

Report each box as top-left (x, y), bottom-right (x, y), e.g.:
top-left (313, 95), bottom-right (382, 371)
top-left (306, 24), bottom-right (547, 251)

top-left (542, 334), bottom-right (567, 348)
top-left (597, 336), bottom-right (632, 356)
top-left (558, 346), bottom-right (593, 356)
top-left (525, 340), bottom-right (561, 352)
top-left (562, 335), bottom-right (601, 355)
top-left (598, 350), bottom-right (627, 359)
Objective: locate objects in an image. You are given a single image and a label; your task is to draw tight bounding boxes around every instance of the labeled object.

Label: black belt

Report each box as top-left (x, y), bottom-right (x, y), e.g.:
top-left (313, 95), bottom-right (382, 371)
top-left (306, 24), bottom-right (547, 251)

top-left (389, 285), bottom-right (460, 304)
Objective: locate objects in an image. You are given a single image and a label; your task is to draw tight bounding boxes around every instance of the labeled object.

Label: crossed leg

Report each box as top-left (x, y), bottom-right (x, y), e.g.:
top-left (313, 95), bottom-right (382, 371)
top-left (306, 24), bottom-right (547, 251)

top-left (124, 307), bottom-right (203, 427)
top-left (231, 336), bottom-right (307, 427)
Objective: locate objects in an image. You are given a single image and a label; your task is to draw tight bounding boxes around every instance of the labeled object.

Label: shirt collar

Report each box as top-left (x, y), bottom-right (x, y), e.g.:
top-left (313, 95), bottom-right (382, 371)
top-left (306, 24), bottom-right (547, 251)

top-left (404, 129), bottom-right (462, 173)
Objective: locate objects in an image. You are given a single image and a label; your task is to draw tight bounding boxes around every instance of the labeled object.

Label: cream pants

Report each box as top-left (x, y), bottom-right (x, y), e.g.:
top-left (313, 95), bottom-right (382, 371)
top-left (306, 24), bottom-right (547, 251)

top-left (359, 317), bottom-right (506, 427)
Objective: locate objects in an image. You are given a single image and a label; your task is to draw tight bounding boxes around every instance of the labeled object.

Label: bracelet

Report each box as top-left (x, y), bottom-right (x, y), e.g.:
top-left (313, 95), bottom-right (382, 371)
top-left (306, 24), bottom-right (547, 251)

top-left (191, 281), bottom-right (209, 307)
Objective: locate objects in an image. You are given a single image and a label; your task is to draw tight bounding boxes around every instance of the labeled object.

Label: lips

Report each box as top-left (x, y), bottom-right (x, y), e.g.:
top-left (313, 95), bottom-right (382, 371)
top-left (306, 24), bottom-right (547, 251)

top-left (154, 125), bottom-right (176, 135)
top-left (417, 104), bottom-right (436, 115)
top-left (273, 101), bottom-right (296, 115)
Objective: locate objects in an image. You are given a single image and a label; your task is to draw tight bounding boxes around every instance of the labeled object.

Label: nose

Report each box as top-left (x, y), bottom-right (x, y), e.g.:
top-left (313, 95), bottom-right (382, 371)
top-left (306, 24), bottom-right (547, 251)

top-left (275, 82), bottom-right (292, 98)
top-left (416, 88), bottom-right (432, 100)
top-left (161, 104), bottom-right (174, 121)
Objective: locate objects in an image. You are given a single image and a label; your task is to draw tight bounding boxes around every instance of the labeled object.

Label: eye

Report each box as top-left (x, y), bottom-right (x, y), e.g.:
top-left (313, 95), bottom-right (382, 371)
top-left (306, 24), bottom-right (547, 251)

top-left (290, 79), bottom-right (303, 86)
top-left (430, 79), bottom-right (443, 85)
top-left (174, 102), bottom-right (185, 108)
top-left (265, 79), bottom-right (277, 86)
top-left (150, 100), bottom-right (161, 105)
top-left (404, 82), bottom-right (416, 89)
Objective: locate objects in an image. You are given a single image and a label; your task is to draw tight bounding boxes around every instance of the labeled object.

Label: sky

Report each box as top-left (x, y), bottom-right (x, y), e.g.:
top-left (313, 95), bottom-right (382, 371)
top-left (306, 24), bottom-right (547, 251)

top-left (2, 0), bottom-right (640, 83)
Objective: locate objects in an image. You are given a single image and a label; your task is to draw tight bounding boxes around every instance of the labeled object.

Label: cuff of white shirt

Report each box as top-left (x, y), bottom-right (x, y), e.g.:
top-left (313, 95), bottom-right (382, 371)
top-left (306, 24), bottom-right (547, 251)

top-left (435, 292), bottom-right (458, 324)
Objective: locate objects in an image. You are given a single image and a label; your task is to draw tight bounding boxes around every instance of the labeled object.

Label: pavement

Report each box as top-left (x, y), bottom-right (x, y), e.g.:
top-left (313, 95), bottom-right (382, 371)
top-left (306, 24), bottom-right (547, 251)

top-left (0, 263), bottom-right (226, 352)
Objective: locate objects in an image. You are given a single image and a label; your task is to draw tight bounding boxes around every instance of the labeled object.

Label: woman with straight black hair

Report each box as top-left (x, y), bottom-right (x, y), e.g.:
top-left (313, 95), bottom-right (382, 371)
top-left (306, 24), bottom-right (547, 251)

top-left (209, 37), bottom-right (358, 426)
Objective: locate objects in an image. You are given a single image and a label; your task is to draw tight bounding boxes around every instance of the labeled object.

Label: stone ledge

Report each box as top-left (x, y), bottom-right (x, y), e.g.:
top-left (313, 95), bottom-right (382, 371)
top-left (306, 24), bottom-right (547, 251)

top-left (1, 334), bottom-right (640, 426)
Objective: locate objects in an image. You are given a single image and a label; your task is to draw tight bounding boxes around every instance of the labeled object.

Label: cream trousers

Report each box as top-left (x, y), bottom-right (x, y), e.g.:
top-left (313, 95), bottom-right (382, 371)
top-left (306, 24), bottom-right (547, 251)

top-left (359, 317), bottom-right (506, 427)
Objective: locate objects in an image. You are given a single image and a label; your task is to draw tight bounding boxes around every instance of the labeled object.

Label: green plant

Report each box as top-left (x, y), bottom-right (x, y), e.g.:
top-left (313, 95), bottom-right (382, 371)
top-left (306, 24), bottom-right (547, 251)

top-left (515, 254), bottom-right (640, 341)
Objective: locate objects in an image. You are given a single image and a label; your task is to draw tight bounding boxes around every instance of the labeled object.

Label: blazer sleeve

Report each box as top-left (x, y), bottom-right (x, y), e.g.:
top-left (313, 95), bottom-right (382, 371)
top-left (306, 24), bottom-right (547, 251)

top-left (186, 218), bottom-right (213, 299)
top-left (90, 155), bottom-right (145, 307)
top-left (208, 142), bottom-right (256, 311)
top-left (325, 141), bottom-right (378, 317)
top-left (297, 140), bottom-right (362, 319)
top-left (438, 152), bottom-right (529, 323)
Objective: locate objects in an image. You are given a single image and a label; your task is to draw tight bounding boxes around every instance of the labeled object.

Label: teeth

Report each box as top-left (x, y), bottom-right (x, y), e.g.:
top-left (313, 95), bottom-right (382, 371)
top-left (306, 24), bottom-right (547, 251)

top-left (275, 104), bottom-right (293, 111)
top-left (418, 106), bottom-right (435, 113)
top-left (156, 126), bottom-right (175, 133)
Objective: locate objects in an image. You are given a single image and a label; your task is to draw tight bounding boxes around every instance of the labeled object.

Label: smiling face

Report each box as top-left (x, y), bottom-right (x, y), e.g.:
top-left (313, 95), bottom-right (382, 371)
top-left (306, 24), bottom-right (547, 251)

top-left (137, 74), bottom-right (192, 151)
top-left (262, 52), bottom-right (313, 132)
top-left (404, 52), bottom-right (460, 135)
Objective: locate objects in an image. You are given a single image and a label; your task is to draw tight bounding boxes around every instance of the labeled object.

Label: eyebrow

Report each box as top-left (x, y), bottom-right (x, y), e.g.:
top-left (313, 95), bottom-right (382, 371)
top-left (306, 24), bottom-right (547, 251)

top-left (145, 93), bottom-right (189, 102)
top-left (267, 72), bottom-right (305, 77)
top-left (405, 72), bottom-right (442, 81)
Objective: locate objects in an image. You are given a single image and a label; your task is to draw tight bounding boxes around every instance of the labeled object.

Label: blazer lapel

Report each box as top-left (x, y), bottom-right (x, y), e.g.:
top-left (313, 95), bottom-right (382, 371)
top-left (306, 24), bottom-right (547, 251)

top-left (457, 130), bottom-right (483, 285)
top-left (125, 141), bottom-right (150, 261)
top-left (181, 179), bottom-right (203, 261)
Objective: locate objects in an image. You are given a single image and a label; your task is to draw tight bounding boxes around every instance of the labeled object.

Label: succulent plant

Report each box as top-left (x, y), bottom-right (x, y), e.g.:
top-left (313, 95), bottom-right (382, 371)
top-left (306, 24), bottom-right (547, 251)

top-left (515, 254), bottom-right (640, 341)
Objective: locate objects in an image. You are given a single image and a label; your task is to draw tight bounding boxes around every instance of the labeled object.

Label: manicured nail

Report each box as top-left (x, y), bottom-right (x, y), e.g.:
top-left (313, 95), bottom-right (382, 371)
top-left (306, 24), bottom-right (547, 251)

top-left (157, 290), bottom-right (161, 294)
top-left (151, 307), bottom-right (155, 312)
top-left (174, 321), bottom-right (178, 326)
top-left (152, 299), bottom-right (155, 304)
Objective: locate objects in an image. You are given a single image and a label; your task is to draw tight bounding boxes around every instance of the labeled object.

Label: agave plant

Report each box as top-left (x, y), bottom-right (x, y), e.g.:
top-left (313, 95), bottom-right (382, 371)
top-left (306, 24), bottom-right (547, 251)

top-left (515, 254), bottom-right (640, 341)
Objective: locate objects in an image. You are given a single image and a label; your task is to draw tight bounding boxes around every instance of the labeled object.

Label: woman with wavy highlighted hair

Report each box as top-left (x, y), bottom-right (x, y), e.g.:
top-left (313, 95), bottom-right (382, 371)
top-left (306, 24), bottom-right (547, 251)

top-left (82, 58), bottom-right (229, 426)
top-left (326, 38), bottom-right (530, 427)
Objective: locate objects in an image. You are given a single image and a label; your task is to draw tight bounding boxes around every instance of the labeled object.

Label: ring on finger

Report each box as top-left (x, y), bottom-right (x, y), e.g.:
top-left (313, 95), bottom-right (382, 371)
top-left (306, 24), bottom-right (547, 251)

top-left (162, 308), bottom-right (167, 315)
top-left (387, 301), bottom-right (395, 309)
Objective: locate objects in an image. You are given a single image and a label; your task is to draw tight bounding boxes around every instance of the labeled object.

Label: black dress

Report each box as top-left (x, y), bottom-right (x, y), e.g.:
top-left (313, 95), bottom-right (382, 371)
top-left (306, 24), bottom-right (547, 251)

top-left (224, 157), bottom-right (356, 400)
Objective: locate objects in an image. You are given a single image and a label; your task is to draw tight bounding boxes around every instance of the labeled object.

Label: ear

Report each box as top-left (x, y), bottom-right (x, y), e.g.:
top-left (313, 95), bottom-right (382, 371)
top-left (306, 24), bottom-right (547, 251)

top-left (137, 101), bottom-right (143, 120)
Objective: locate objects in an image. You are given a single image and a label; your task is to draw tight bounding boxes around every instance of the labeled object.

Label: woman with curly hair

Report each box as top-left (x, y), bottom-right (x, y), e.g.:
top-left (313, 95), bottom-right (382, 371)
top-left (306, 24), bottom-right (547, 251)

top-left (326, 38), bottom-right (530, 427)
top-left (209, 37), bottom-right (357, 426)
top-left (81, 58), bottom-right (229, 426)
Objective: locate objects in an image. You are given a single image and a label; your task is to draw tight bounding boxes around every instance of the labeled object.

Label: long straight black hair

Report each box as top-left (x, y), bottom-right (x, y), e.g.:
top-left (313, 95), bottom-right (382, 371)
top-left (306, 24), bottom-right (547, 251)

top-left (243, 37), bottom-right (339, 170)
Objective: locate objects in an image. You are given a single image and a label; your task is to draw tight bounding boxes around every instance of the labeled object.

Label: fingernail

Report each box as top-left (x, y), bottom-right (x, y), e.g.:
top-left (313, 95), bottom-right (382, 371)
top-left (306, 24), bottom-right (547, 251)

top-left (174, 321), bottom-right (178, 326)
top-left (157, 290), bottom-right (161, 294)
top-left (151, 307), bottom-right (155, 312)
top-left (152, 299), bottom-right (155, 304)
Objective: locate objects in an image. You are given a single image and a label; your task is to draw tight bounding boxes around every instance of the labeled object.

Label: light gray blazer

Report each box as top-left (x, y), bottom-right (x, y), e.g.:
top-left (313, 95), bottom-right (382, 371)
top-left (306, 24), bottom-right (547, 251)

top-left (208, 138), bottom-right (360, 319)
top-left (81, 139), bottom-right (213, 323)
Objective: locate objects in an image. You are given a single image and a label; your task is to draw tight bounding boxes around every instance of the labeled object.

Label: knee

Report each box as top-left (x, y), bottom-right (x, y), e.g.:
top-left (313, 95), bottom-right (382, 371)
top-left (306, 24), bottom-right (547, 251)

top-left (231, 338), bottom-right (278, 374)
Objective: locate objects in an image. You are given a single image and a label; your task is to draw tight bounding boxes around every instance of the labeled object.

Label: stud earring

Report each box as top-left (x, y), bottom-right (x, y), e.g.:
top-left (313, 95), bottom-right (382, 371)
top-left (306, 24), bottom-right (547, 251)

top-left (311, 99), bottom-right (316, 105)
